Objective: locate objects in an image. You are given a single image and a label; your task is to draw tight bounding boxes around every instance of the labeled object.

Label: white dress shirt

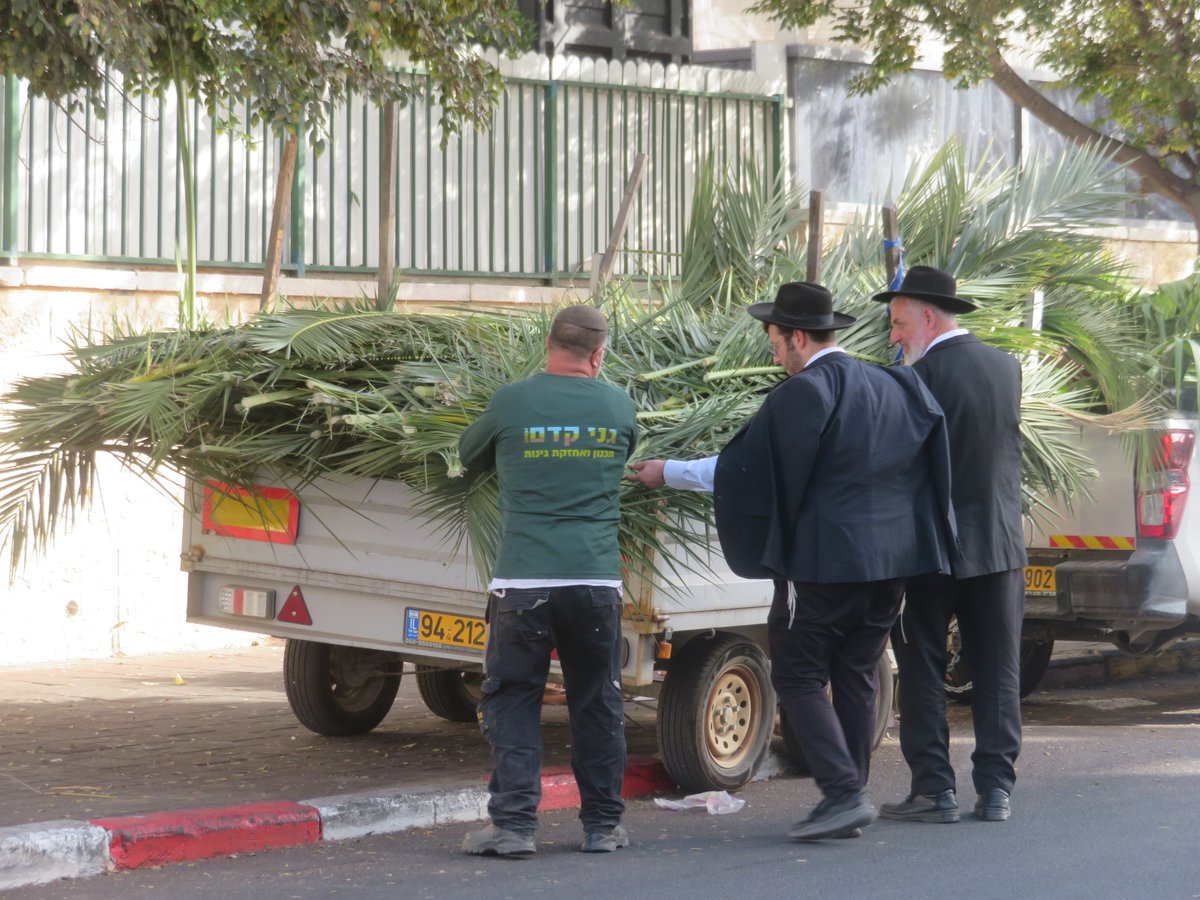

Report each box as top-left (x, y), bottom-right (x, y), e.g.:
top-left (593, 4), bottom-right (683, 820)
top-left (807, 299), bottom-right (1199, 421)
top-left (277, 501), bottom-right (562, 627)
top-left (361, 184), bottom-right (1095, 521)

top-left (661, 347), bottom-right (848, 492)
top-left (924, 328), bottom-right (969, 354)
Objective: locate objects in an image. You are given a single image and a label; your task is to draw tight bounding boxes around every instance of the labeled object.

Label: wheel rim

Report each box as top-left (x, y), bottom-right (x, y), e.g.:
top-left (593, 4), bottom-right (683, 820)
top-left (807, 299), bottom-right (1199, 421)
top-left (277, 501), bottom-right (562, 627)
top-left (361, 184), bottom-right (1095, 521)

top-left (329, 646), bottom-right (388, 713)
top-left (704, 661), bottom-right (761, 770)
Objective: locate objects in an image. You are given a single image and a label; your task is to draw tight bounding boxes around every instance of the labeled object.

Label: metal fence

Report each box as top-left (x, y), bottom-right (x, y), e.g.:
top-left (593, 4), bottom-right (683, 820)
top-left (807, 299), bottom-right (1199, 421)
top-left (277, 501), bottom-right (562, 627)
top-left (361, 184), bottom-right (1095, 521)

top-left (0, 66), bottom-right (783, 282)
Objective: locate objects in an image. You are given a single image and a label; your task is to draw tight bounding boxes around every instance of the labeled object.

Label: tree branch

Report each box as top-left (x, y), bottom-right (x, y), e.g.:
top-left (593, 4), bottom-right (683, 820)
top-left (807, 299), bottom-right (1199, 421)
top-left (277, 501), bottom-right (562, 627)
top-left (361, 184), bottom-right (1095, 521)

top-left (986, 43), bottom-right (1196, 209)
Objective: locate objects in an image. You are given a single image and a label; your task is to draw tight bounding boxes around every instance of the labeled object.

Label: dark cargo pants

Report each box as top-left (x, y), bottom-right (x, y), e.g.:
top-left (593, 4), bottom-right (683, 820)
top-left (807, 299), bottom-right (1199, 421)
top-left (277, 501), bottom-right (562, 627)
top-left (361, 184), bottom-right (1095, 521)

top-left (478, 585), bottom-right (626, 836)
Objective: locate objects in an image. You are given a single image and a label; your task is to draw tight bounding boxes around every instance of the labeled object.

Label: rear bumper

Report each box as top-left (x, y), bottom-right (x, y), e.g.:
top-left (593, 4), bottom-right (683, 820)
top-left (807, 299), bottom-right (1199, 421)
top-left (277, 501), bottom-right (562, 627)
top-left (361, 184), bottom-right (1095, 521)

top-left (1027, 540), bottom-right (1188, 629)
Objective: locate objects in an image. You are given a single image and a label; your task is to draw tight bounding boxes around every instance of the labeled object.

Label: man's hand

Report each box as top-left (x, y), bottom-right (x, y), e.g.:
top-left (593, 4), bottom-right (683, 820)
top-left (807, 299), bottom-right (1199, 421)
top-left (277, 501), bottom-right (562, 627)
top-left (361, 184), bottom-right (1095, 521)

top-left (626, 459), bottom-right (667, 489)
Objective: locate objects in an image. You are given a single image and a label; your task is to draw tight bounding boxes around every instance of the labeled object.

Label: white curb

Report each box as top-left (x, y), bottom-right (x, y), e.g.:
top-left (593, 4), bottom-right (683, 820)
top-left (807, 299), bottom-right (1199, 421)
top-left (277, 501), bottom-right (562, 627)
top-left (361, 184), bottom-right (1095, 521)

top-left (305, 785), bottom-right (491, 843)
top-left (0, 820), bottom-right (110, 890)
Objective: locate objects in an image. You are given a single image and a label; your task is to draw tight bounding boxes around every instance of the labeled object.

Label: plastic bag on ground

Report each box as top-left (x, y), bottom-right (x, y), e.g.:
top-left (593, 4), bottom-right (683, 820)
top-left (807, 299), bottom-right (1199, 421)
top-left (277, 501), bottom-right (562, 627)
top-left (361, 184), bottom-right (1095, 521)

top-left (653, 790), bottom-right (745, 815)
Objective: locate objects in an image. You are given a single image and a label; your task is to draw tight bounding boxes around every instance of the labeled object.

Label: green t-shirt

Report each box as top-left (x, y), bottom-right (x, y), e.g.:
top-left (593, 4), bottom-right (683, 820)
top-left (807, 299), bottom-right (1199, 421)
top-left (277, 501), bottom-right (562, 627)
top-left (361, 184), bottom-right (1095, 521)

top-left (458, 372), bottom-right (638, 581)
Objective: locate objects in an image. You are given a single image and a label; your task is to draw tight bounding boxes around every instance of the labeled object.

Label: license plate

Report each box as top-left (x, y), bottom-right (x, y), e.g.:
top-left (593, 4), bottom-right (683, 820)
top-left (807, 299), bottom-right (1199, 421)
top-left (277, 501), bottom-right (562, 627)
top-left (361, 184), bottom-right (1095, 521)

top-left (404, 608), bottom-right (486, 651)
top-left (1023, 566), bottom-right (1057, 596)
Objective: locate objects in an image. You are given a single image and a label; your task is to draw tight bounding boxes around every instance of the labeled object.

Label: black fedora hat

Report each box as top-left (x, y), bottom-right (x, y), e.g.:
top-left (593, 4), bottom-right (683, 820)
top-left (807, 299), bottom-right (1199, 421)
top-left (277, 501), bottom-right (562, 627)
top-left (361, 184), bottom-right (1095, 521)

top-left (748, 282), bottom-right (856, 330)
top-left (871, 265), bottom-right (978, 313)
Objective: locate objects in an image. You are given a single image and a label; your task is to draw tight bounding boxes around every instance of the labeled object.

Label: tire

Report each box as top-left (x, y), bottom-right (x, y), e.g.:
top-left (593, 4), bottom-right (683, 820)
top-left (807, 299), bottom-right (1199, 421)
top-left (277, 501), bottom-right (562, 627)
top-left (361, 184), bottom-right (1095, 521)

top-left (658, 633), bottom-right (776, 793)
top-left (283, 639), bottom-right (402, 736)
top-left (415, 666), bottom-right (483, 723)
top-left (779, 652), bottom-right (894, 775)
top-left (944, 617), bottom-right (1054, 704)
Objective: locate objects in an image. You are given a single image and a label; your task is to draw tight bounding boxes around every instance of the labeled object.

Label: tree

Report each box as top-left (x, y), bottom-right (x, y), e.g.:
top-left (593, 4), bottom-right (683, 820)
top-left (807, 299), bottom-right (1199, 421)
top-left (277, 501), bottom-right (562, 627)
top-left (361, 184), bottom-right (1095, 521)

top-left (0, 0), bottom-right (530, 309)
top-left (749, 0), bottom-right (1200, 248)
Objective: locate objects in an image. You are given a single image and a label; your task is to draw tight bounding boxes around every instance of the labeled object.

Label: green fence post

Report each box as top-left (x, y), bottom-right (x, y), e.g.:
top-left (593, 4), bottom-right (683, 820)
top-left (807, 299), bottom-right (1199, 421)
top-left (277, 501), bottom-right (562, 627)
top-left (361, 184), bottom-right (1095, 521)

top-left (771, 93), bottom-right (786, 189)
top-left (3, 76), bottom-right (18, 263)
top-left (289, 129), bottom-right (306, 276)
top-left (543, 81), bottom-right (558, 281)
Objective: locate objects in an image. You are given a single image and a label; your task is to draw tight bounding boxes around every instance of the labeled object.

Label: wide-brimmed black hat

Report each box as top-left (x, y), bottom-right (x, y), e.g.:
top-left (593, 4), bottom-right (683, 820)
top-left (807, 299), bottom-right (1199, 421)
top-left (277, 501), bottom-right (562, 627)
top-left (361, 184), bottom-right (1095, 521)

top-left (871, 265), bottom-right (978, 313)
top-left (748, 282), bottom-right (856, 330)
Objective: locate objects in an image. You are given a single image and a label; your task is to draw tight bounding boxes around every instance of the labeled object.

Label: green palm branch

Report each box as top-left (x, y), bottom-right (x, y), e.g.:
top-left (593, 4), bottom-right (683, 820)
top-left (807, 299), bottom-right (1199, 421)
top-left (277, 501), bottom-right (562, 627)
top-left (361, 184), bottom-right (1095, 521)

top-left (0, 146), bottom-right (1165, 584)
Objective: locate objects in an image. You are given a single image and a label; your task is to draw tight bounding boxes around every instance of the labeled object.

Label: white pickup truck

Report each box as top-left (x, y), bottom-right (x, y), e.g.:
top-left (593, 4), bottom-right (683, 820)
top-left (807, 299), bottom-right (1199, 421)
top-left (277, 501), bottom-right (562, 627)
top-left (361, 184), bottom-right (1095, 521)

top-left (945, 401), bottom-right (1200, 699)
top-left (180, 474), bottom-right (894, 792)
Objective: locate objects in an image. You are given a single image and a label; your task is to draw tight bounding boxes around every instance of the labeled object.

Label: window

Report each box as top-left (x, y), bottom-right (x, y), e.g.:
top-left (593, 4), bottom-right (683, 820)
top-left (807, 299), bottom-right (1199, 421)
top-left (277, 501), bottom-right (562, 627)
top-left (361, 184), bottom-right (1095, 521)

top-left (520, 0), bottom-right (692, 63)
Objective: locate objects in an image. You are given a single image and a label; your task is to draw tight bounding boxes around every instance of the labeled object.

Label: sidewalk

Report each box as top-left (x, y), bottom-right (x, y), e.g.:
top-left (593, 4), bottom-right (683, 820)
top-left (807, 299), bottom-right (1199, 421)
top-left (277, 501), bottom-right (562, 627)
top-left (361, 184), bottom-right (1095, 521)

top-left (2, 637), bottom-right (1199, 889)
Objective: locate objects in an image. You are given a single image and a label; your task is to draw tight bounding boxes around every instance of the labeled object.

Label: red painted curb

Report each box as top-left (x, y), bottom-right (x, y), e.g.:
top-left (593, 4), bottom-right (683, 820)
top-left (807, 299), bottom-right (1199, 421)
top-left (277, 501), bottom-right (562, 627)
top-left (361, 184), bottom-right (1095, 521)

top-left (539, 757), bottom-right (677, 812)
top-left (92, 801), bottom-right (321, 870)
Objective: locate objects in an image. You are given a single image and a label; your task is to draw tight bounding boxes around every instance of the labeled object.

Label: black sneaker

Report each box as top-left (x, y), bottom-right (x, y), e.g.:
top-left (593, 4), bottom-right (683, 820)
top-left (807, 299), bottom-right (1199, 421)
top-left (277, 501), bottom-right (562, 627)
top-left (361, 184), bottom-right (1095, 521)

top-left (879, 790), bottom-right (960, 824)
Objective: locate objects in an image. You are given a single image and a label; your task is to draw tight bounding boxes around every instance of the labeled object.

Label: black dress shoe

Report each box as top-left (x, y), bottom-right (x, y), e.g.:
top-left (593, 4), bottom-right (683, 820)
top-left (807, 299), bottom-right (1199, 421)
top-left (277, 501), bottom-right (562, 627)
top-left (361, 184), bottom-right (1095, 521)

top-left (788, 792), bottom-right (876, 841)
top-left (879, 789), bottom-right (960, 823)
top-left (974, 788), bottom-right (1011, 821)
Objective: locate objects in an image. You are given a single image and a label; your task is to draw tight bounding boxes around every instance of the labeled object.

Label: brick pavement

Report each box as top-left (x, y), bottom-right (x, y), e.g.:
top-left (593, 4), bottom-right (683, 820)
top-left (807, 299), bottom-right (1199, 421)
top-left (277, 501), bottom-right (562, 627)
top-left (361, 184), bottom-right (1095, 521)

top-left (5, 635), bottom-right (1200, 890)
top-left (0, 639), bottom-right (661, 829)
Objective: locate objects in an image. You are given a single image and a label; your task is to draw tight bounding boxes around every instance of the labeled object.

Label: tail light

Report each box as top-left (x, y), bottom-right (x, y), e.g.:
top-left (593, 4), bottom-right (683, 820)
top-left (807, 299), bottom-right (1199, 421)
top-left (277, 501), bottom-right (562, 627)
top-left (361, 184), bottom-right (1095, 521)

top-left (1136, 430), bottom-right (1194, 540)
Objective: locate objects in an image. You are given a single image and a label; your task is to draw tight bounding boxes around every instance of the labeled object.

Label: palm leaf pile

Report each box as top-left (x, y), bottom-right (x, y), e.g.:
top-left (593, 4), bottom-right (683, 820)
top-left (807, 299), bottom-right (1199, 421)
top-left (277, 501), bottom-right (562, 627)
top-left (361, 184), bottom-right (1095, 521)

top-left (0, 141), bottom-right (1163, 583)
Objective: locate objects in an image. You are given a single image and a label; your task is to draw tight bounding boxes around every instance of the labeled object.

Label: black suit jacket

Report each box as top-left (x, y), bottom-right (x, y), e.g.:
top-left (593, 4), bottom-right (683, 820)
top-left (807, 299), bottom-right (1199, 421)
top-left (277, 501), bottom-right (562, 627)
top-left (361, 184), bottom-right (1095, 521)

top-left (912, 333), bottom-right (1026, 578)
top-left (713, 352), bottom-right (959, 583)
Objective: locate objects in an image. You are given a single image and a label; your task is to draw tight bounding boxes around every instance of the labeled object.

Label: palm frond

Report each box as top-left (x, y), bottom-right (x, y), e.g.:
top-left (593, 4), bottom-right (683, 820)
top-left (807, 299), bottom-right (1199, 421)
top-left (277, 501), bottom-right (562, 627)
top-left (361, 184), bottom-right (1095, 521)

top-left (0, 143), bottom-right (1170, 584)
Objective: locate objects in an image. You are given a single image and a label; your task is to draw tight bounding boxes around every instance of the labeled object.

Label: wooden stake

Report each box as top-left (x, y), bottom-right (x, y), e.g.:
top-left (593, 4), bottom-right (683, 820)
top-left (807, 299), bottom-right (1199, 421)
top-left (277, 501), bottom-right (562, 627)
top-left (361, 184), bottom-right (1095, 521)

top-left (882, 205), bottom-right (900, 287)
top-left (261, 134), bottom-right (299, 310)
top-left (594, 152), bottom-right (649, 288)
top-left (805, 190), bottom-right (824, 283)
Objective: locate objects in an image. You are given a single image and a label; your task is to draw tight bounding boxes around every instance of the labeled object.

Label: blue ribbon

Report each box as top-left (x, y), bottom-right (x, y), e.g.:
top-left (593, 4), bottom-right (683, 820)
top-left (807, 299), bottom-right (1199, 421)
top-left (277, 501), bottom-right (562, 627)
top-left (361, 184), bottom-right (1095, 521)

top-left (883, 237), bottom-right (906, 363)
top-left (883, 238), bottom-right (907, 291)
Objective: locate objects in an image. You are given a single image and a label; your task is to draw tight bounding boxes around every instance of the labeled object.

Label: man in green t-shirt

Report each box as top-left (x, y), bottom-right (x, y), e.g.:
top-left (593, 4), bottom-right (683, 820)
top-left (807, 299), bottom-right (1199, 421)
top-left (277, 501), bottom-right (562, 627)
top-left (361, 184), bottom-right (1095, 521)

top-left (459, 304), bottom-right (638, 858)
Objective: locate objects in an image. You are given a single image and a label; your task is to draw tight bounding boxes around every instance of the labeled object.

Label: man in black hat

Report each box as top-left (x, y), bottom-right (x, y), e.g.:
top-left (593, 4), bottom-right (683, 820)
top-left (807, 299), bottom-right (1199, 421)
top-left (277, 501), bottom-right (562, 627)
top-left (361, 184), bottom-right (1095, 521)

top-left (873, 265), bottom-right (1026, 825)
top-left (629, 282), bottom-right (958, 841)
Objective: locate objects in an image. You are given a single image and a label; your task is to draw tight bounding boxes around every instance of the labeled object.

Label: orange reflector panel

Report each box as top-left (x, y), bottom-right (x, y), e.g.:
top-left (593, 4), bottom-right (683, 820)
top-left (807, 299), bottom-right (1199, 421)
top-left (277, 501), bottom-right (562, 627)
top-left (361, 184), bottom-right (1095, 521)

top-left (278, 586), bottom-right (313, 626)
top-left (203, 483), bottom-right (300, 544)
top-left (1048, 534), bottom-right (1135, 551)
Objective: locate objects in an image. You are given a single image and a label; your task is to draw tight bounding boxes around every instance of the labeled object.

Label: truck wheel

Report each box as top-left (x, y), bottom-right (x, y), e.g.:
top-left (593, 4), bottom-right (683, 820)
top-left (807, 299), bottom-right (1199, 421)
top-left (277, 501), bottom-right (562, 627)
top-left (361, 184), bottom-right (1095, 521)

top-left (944, 617), bottom-right (1054, 703)
top-left (415, 666), bottom-right (482, 723)
top-left (658, 634), bottom-right (775, 793)
top-left (779, 652), bottom-right (894, 775)
top-left (283, 639), bottom-right (401, 736)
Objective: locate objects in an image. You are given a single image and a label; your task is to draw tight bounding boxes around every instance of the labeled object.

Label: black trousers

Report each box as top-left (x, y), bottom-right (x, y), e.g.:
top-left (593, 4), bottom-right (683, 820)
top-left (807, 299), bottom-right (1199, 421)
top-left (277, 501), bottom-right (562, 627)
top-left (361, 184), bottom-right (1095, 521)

top-left (477, 585), bottom-right (626, 836)
top-left (768, 577), bottom-right (906, 800)
top-left (891, 569), bottom-right (1024, 796)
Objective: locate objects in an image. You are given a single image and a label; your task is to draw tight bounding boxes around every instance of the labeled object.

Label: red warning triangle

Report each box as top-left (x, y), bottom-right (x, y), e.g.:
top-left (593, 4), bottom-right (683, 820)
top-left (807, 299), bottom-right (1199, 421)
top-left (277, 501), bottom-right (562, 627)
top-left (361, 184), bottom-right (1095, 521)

top-left (277, 586), bottom-right (313, 625)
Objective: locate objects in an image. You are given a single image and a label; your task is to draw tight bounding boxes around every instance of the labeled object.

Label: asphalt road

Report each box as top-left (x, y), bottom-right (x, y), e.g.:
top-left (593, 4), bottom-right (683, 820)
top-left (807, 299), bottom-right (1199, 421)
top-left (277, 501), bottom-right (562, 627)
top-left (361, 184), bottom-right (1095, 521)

top-left (12, 670), bottom-right (1200, 900)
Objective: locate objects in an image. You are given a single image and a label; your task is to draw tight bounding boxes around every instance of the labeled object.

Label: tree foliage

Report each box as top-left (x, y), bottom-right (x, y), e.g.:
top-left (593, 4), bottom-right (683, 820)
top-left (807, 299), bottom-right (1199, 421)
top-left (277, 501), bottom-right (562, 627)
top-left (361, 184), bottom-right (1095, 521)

top-left (749, 0), bottom-right (1200, 240)
top-left (0, 0), bottom-right (530, 144)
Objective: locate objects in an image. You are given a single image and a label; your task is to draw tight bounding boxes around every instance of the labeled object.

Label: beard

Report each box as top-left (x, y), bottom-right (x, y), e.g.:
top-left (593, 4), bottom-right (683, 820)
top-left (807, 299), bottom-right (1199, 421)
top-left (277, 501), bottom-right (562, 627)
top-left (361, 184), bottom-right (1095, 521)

top-left (902, 335), bottom-right (930, 366)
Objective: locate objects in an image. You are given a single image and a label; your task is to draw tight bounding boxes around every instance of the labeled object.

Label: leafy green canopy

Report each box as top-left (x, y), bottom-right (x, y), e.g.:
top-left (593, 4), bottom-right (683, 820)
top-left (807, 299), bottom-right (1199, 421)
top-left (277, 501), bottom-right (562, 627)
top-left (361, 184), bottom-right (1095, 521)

top-left (0, 143), bottom-right (1159, 582)
top-left (750, 0), bottom-right (1200, 237)
top-left (1136, 272), bottom-right (1200, 403)
top-left (1, 0), bottom-right (530, 144)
